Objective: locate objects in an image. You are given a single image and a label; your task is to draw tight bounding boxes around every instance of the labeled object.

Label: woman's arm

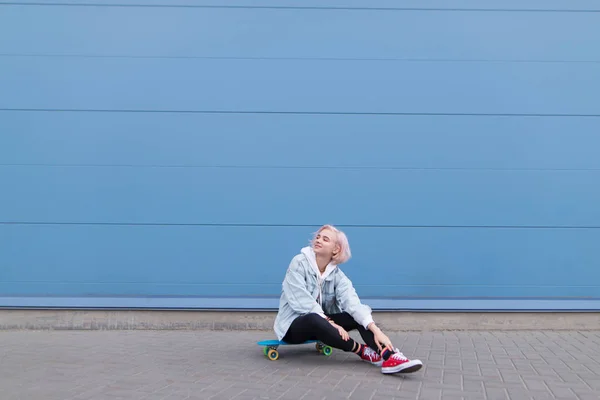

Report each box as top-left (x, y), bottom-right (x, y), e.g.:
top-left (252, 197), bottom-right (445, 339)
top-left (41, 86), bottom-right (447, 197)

top-left (367, 322), bottom-right (380, 332)
top-left (335, 271), bottom-right (396, 348)
top-left (335, 270), bottom-right (374, 329)
top-left (367, 321), bottom-right (395, 351)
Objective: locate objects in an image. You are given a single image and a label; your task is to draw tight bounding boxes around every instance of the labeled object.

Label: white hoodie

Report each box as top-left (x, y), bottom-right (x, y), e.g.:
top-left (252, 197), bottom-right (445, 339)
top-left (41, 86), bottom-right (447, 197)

top-left (301, 246), bottom-right (336, 317)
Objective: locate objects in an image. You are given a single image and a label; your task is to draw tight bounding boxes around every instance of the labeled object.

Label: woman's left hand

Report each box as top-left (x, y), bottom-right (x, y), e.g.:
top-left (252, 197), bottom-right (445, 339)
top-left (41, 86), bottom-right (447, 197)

top-left (373, 330), bottom-right (394, 352)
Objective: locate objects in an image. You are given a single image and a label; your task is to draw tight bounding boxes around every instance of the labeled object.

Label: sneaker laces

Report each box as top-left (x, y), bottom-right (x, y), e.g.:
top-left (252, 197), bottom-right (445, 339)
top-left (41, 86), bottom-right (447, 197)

top-left (363, 347), bottom-right (378, 359)
top-left (389, 349), bottom-right (408, 361)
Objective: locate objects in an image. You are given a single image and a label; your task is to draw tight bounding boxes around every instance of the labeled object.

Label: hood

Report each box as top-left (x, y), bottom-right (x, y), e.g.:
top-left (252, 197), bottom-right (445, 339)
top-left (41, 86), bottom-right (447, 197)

top-left (301, 246), bottom-right (337, 281)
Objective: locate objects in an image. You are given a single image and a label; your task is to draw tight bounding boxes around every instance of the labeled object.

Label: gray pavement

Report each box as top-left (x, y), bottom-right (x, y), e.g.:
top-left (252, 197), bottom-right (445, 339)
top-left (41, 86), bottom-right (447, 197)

top-left (1, 330), bottom-right (600, 400)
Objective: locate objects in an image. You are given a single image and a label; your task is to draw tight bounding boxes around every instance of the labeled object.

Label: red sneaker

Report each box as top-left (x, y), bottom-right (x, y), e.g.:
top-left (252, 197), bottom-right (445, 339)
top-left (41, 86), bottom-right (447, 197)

top-left (381, 349), bottom-right (423, 374)
top-left (359, 346), bottom-right (383, 366)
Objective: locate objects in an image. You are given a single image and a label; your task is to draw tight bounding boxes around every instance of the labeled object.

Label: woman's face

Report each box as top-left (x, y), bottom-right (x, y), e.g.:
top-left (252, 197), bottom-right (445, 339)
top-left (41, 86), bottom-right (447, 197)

top-left (313, 228), bottom-right (339, 259)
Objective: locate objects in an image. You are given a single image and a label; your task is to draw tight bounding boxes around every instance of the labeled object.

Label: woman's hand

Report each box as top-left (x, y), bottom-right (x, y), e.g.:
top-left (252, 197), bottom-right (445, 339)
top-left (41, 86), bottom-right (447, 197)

top-left (330, 322), bottom-right (350, 341)
top-left (373, 330), bottom-right (394, 352)
top-left (368, 323), bottom-right (394, 352)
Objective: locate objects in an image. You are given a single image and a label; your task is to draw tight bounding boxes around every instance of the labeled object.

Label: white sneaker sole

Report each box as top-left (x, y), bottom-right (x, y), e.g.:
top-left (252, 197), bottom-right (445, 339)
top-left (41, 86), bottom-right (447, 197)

top-left (364, 359), bottom-right (383, 367)
top-left (381, 359), bottom-right (423, 374)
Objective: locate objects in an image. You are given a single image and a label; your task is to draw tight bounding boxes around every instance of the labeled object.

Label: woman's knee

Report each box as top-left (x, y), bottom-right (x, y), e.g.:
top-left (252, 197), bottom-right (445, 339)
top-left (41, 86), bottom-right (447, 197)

top-left (304, 313), bottom-right (328, 325)
top-left (330, 312), bottom-right (360, 329)
top-left (300, 313), bottom-right (337, 333)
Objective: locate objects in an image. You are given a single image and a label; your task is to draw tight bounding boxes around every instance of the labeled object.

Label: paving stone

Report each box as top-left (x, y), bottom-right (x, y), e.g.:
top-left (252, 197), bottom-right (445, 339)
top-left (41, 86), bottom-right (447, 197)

top-left (1, 330), bottom-right (600, 399)
top-left (528, 390), bottom-right (555, 400)
top-left (484, 387), bottom-right (509, 400)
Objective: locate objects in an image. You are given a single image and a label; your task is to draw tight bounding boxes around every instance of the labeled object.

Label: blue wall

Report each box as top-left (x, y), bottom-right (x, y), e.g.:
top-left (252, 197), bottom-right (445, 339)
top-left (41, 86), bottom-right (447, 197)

top-left (1, 0), bottom-right (600, 310)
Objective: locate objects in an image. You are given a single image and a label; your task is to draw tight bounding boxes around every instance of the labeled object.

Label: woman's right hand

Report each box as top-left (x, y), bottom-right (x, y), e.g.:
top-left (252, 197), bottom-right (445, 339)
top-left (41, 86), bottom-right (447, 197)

top-left (330, 322), bottom-right (350, 341)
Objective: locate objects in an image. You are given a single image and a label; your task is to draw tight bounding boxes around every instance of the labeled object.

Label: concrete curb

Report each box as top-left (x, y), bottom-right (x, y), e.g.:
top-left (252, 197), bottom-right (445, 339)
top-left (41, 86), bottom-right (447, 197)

top-left (1, 310), bottom-right (600, 331)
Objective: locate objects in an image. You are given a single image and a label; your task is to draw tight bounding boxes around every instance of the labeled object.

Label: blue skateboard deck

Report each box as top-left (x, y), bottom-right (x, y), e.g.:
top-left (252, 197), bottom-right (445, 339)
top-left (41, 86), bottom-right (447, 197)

top-left (257, 339), bottom-right (333, 360)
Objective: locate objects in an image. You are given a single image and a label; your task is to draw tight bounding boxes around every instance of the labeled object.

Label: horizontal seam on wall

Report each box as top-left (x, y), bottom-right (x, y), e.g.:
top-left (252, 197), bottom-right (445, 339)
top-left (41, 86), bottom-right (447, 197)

top-left (2, 164), bottom-right (600, 171)
top-left (2, 222), bottom-right (600, 229)
top-left (3, 54), bottom-right (600, 64)
top-left (2, 109), bottom-right (600, 118)
top-left (1, 3), bottom-right (600, 12)
top-left (3, 282), bottom-right (600, 288)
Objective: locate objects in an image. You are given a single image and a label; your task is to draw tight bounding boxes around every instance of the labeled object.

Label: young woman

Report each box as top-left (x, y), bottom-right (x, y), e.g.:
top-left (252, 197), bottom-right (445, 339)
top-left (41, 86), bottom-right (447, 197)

top-left (273, 224), bottom-right (423, 374)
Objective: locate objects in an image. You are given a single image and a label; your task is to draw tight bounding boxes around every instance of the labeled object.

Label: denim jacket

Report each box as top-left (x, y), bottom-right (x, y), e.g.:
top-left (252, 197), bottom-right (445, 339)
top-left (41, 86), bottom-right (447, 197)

top-left (273, 246), bottom-right (374, 340)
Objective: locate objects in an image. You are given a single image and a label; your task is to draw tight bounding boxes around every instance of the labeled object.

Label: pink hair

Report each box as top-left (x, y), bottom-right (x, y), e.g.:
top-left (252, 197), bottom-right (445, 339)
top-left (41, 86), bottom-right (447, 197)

top-left (311, 224), bottom-right (352, 265)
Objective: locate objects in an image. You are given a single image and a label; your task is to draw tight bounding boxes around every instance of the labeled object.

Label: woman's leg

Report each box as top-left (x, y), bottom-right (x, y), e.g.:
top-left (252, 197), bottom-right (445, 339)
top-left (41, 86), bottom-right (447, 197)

top-left (325, 312), bottom-right (423, 373)
top-left (324, 312), bottom-right (383, 365)
top-left (282, 313), bottom-right (360, 352)
top-left (327, 313), bottom-right (423, 373)
top-left (327, 312), bottom-right (379, 353)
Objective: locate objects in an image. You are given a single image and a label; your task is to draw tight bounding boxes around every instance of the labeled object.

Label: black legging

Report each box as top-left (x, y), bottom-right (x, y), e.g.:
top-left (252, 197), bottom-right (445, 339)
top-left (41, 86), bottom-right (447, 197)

top-left (282, 312), bottom-right (379, 353)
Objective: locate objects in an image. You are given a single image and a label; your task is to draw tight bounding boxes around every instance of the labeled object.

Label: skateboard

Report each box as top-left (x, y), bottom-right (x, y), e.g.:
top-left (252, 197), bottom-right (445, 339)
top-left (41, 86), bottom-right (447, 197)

top-left (257, 339), bottom-right (333, 361)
